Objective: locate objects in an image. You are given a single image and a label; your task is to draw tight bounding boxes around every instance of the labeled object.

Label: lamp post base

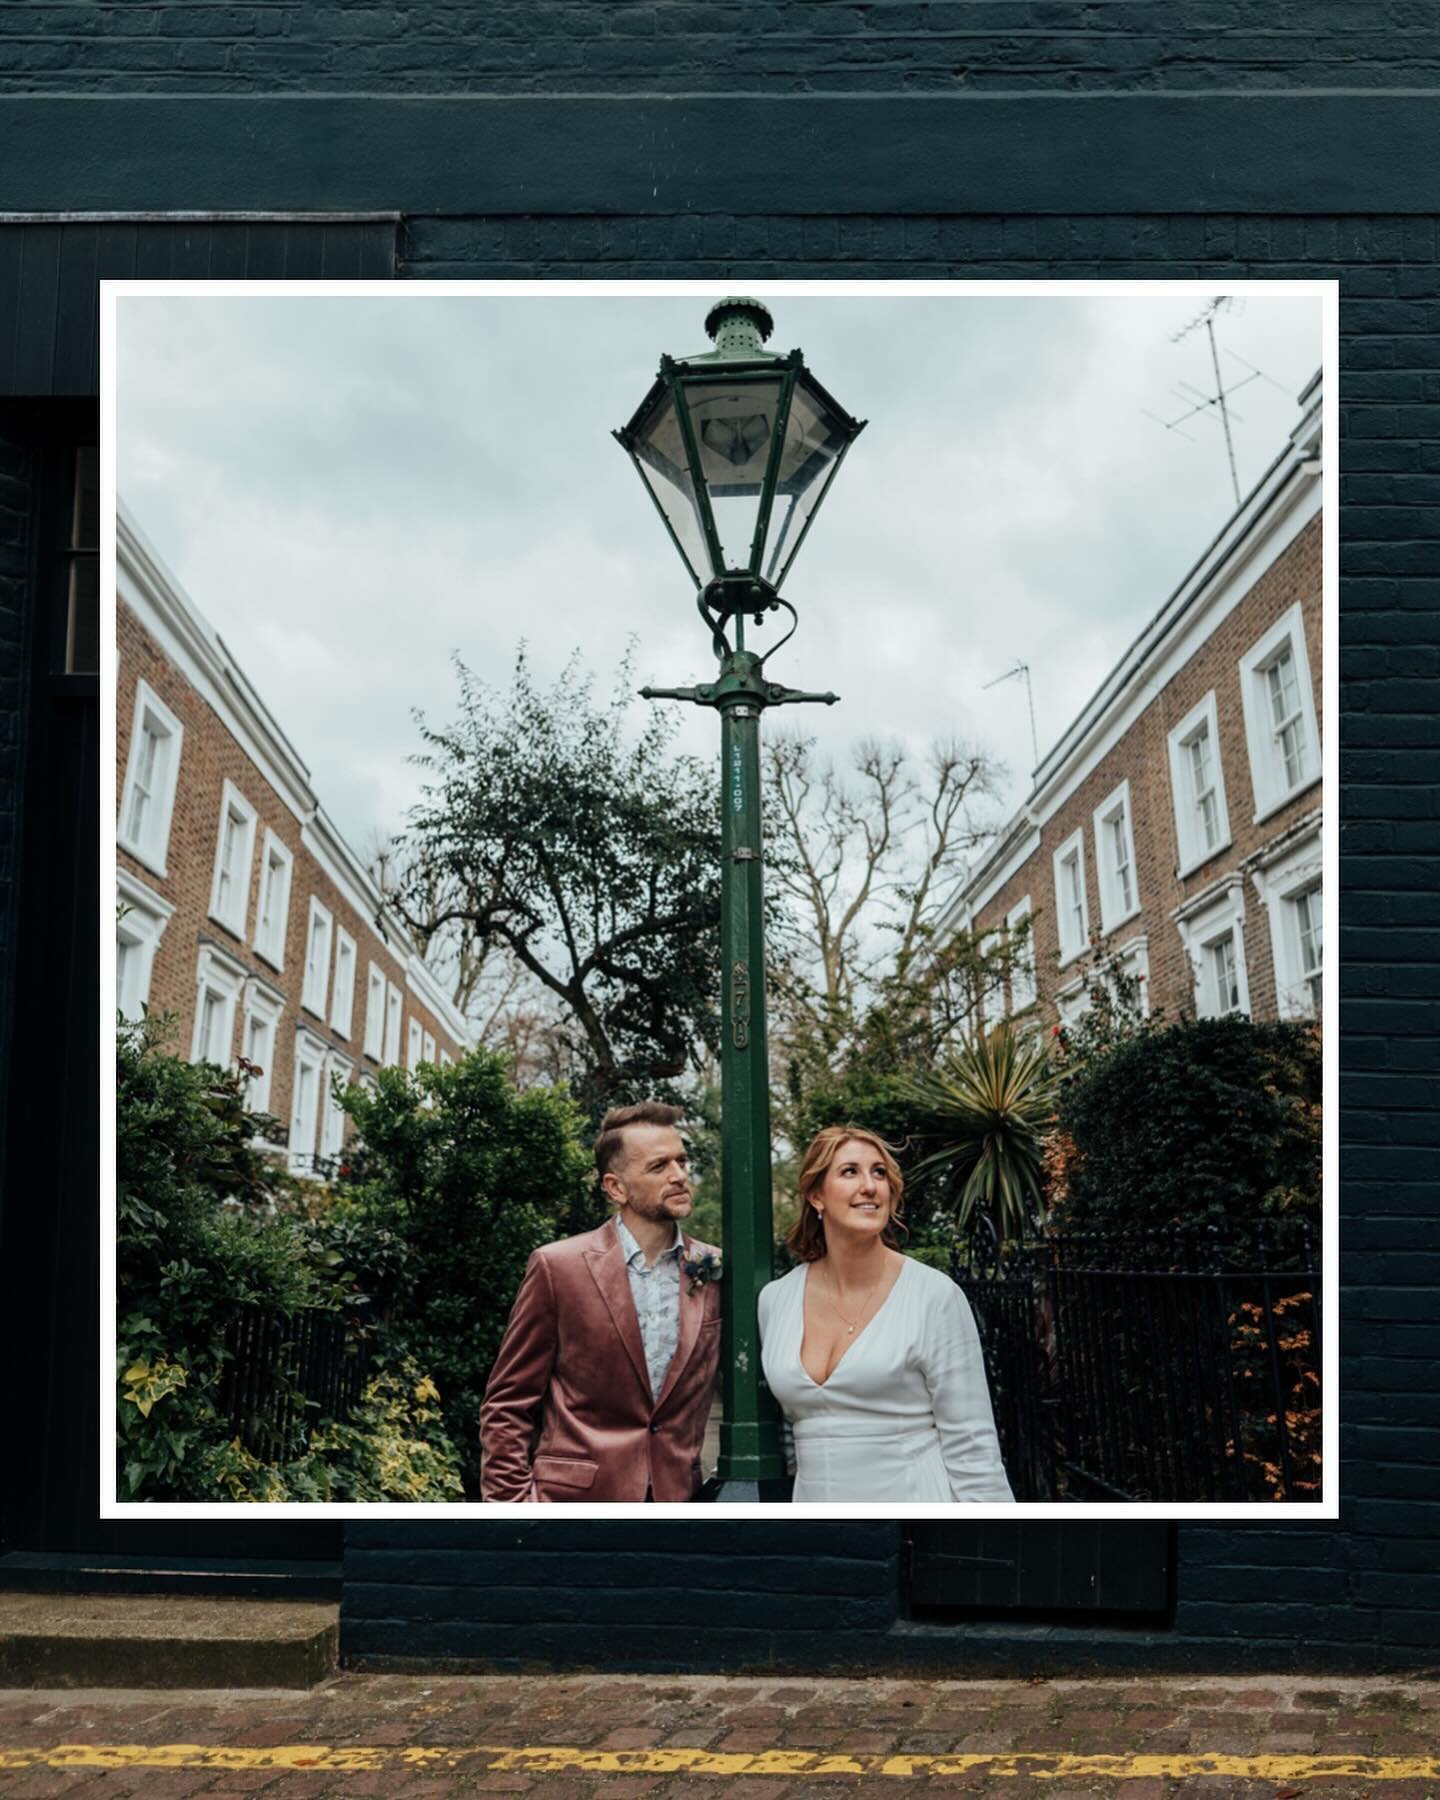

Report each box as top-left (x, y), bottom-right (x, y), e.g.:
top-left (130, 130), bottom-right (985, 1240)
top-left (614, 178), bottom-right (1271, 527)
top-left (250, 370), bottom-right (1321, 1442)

top-left (697, 1473), bottom-right (795, 1504)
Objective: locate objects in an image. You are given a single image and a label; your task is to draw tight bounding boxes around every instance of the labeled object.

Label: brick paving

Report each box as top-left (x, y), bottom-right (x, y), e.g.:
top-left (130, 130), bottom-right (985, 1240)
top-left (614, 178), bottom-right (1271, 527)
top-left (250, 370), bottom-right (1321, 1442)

top-left (0, 1674), bottom-right (1437, 1797)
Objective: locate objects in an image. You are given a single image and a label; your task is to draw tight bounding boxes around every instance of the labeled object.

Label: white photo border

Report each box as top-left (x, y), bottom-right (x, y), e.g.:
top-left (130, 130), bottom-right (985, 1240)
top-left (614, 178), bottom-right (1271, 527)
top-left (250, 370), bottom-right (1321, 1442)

top-left (100, 275), bottom-right (1340, 1521)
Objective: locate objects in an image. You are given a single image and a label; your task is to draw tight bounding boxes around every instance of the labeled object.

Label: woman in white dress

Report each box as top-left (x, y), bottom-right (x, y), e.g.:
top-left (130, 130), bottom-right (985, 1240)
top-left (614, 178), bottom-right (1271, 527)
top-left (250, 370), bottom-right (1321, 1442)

top-left (759, 1125), bottom-right (1013, 1503)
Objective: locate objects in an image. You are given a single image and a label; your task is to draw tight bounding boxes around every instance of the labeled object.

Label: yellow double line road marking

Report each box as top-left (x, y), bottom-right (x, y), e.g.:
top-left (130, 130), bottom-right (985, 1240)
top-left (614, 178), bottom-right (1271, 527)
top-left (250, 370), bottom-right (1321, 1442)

top-left (1, 1744), bottom-right (1439, 1781)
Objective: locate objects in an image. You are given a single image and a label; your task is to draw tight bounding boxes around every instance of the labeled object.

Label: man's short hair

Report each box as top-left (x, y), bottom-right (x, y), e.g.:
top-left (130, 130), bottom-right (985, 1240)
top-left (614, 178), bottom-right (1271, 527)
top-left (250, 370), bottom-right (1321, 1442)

top-left (594, 1101), bottom-right (684, 1180)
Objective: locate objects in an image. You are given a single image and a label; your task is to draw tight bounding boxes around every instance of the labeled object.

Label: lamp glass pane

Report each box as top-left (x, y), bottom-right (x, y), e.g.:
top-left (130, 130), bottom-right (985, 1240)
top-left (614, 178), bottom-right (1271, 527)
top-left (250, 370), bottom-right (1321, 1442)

top-left (631, 385), bottom-right (710, 584)
top-left (682, 377), bottom-right (783, 572)
top-left (765, 372), bottom-right (851, 584)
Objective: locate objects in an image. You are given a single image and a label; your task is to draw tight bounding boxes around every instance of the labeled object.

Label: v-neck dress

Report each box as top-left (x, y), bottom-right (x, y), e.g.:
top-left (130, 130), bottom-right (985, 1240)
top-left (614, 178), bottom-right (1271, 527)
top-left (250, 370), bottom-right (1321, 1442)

top-left (758, 1257), bottom-right (1014, 1503)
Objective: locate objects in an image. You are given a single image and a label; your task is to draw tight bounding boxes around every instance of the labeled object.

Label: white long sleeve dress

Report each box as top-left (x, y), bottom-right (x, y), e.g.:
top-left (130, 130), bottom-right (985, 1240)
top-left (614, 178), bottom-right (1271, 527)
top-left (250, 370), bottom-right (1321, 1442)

top-left (758, 1256), bottom-right (1014, 1503)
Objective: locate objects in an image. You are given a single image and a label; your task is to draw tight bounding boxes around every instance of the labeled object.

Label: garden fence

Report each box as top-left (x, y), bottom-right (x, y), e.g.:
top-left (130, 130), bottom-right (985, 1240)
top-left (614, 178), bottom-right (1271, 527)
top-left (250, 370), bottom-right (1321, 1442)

top-left (954, 1224), bottom-right (1321, 1504)
top-left (217, 1306), bottom-right (372, 1464)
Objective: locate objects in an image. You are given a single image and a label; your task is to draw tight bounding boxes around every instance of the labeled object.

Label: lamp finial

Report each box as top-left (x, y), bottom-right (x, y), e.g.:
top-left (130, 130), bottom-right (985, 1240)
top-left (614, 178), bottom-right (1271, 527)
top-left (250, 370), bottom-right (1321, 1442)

top-left (704, 296), bottom-right (775, 358)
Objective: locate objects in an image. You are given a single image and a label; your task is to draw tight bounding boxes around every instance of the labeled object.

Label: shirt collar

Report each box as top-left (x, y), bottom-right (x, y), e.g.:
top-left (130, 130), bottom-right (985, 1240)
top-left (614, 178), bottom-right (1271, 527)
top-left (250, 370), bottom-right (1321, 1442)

top-left (614, 1214), bottom-right (685, 1268)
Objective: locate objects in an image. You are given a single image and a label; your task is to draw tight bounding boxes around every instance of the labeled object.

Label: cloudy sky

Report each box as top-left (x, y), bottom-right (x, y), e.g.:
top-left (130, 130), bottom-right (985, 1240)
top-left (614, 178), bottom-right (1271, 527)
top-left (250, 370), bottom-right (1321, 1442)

top-left (116, 285), bottom-right (1323, 869)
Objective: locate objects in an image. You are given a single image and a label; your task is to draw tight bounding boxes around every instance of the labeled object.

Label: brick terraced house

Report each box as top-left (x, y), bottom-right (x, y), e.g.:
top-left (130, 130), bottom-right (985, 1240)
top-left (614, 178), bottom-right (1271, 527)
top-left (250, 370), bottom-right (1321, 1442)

top-left (948, 372), bottom-right (1323, 1035)
top-left (115, 501), bottom-right (468, 1175)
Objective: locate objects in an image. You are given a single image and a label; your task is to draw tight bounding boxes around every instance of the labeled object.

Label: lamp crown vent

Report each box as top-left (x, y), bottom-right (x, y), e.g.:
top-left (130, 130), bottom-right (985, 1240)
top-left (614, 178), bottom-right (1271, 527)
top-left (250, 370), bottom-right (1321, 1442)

top-left (704, 295), bottom-right (775, 358)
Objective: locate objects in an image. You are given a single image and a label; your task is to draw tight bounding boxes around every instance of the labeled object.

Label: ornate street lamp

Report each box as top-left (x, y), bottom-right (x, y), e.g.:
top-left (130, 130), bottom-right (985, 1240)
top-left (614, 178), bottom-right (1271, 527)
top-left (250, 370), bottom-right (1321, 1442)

top-left (615, 297), bottom-right (866, 1500)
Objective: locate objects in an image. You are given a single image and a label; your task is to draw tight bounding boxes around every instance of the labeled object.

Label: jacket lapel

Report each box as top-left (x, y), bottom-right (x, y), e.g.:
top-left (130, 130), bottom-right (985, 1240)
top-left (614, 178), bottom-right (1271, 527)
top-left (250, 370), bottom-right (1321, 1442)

top-left (583, 1220), bottom-right (651, 1400)
top-left (654, 1233), bottom-right (704, 1410)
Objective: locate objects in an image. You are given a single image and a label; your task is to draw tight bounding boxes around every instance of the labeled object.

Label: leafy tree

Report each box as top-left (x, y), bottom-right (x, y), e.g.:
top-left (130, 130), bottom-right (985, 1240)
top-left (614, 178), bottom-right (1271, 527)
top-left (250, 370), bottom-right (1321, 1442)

top-left (389, 647), bottom-right (723, 1118)
top-left (901, 1023), bottom-right (1061, 1241)
top-left (338, 1048), bottom-right (593, 1494)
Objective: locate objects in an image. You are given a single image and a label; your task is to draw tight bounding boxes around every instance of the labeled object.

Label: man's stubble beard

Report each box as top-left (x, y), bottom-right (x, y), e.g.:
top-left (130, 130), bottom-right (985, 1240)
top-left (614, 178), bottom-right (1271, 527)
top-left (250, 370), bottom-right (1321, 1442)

top-left (623, 1190), bottom-right (693, 1224)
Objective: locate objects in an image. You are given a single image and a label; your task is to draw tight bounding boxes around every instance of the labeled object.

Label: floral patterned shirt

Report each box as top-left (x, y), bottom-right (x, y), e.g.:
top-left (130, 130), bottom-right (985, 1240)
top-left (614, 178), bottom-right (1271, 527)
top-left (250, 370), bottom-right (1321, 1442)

top-left (615, 1215), bottom-right (685, 1400)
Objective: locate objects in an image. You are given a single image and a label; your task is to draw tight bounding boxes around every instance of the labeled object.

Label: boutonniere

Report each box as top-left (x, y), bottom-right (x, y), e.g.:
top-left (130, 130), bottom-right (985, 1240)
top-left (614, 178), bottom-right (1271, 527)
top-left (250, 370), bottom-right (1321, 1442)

top-left (683, 1250), bottom-right (723, 1295)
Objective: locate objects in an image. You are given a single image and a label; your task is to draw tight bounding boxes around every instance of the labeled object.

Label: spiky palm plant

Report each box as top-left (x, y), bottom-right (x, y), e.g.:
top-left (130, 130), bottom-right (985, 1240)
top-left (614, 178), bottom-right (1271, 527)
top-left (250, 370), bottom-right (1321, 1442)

top-left (901, 1023), bottom-right (1060, 1242)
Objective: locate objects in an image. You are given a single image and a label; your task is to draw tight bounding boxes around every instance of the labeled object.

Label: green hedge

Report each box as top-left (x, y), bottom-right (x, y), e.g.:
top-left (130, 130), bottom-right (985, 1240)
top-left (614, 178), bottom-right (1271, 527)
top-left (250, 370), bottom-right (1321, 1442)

top-left (336, 1050), bottom-right (592, 1497)
top-left (116, 1014), bottom-right (466, 1501)
top-left (1052, 1015), bottom-right (1321, 1257)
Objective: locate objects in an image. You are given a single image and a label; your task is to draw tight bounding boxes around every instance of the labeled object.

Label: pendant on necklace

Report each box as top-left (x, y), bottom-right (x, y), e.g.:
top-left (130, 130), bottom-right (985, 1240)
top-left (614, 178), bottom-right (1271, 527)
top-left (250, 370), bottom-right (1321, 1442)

top-left (846, 1325), bottom-right (855, 1334)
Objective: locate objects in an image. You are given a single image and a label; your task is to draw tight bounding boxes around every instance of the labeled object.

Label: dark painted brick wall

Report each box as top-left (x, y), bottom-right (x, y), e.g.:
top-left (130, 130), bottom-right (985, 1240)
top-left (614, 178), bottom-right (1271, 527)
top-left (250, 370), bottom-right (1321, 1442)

top-left (3, 1), bottom-right (1437, 92)
top-left (344, 1523), bottom-right (906, 1671)
top-left (1, 0), bottom-right (1433, 1675)
top-left (399, 210), bottom-right (1438, 277)
top-left (0, 428), bottom-right (32, 1202)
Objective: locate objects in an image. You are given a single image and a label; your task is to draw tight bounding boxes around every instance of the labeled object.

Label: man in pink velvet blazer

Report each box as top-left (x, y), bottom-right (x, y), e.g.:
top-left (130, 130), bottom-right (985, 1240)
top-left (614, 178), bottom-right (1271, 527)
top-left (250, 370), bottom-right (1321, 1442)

top-left (479, 1101), bottom-right (722, 1503)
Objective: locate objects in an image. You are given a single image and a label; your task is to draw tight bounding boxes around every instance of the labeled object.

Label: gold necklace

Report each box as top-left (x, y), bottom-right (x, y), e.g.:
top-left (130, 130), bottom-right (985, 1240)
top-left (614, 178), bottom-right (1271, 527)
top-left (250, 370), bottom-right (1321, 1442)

top-left (824, 1261), bottom-right (888, 1335)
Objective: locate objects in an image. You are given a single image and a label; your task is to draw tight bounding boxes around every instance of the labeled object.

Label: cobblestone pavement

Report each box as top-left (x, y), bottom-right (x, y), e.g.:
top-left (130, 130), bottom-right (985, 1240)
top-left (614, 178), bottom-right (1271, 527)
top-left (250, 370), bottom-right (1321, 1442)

top-left (0, 1673), bottom-right (1437, 1797)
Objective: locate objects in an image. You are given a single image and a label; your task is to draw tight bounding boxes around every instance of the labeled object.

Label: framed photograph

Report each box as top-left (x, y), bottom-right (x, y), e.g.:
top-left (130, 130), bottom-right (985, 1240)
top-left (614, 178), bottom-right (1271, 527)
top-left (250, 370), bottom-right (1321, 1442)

top-left (102, 280), bottom-right (1336, 1520)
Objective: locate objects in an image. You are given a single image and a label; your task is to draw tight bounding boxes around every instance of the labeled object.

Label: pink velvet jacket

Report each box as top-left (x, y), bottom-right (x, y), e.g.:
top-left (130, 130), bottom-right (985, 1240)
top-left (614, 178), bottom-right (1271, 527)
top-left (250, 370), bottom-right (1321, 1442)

top-left (479, 1218), bottom-right (722, 1503)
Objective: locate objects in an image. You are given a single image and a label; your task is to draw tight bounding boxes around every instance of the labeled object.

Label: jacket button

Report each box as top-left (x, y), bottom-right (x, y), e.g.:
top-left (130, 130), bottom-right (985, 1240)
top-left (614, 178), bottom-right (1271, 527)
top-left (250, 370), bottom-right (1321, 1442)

top-left (649, 1422), bottom-right (660, 1433)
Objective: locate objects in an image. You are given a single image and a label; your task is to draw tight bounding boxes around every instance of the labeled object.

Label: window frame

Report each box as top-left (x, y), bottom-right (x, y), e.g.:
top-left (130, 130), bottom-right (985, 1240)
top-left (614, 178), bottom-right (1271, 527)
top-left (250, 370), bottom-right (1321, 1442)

top-left (1006, 895), bottom-right (1037, 1013)
top-left (1167, 691), bottom-right (1232, 877)
top-left (1293, 885), bottom-right (1323, 1018)
top-left (252, 829), bottom-right (294, 973)
top-left (207, 779), bottom-right (259, 940)
top-left (319, 1050), bottom-right (352, 1164)
top-left (1250, 826), bottom-right (1323, 1021)
top-left (975, 929), bottom-right (1005, 1033)
top-left (383, 982), bottom-right (403, 1066)
top-left (118, 678), bottom-right (185, 879)
top-left (407, 1017), bottom-right (424, 1072)
top-left (116, 870), bottom-right (175, 1022)
top-left (363, 961), bottom-right (386, 1062)
top-left (1056, 932), bottom-right (1150, 1029)
top-left (1092, 779), bottom-right (1140, 936)
top-left (330, 926), bottom-right (357, 1039)
top-left (288, 1029), bottom-right (328, 1175)
top-left (1051, 827), bottom-right (1090, 967)
top-left (1175, 877), bottom-right (1251, 1020)
top-left (190, 943), bottom-right (248, 1068)
top-left (1239, 602), bottom-right (1321, 824)
top-left (1055, 975), bottom-right (1090, 1028)
top-left (301, 897), bottom-right (334, 1019)
top-left (240, 978), bottom-right (285, 1118)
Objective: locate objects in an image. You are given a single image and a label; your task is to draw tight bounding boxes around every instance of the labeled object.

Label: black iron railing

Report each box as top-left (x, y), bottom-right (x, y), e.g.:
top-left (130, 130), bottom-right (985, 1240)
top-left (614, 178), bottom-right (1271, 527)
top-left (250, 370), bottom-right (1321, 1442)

top-left (954, 1224), bottom-right (1321, 1504)
top-left (217, 1306), bottom-right (372, 1464)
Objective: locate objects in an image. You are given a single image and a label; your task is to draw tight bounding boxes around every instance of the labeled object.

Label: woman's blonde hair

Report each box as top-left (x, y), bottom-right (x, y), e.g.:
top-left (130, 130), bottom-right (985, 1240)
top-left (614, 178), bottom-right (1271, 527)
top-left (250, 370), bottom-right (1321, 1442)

top-left (785, 1124), bottom-right (907, 1263)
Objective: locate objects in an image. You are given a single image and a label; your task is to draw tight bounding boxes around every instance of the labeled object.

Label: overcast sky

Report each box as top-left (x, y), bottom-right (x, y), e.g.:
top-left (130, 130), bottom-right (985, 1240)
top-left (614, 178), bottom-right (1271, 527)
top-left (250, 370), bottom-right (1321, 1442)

top-left (116, 286), bottom-right (1322, 871)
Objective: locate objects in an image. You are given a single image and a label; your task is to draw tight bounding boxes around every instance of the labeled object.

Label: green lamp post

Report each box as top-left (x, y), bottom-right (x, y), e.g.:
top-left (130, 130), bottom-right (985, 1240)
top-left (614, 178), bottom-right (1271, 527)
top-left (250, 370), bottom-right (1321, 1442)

top-left (614, 297), bottom-right (866, 1500)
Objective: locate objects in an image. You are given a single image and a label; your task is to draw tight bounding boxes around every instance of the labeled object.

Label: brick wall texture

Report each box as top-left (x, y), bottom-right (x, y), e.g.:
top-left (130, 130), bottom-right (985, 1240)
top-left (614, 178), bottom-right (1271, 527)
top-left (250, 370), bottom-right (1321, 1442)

top-left (116, 601), bottom-right (465, 1147)
top-left (968, 512), bottom-right (1323, 1025)
top-left (1, 2), bottom-right (1436, 93)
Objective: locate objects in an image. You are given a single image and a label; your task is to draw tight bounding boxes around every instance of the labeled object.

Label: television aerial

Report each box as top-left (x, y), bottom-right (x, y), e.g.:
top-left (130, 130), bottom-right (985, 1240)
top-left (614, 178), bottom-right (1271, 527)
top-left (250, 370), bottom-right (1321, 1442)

top-left (982, 659), bottom-right (1039, 771)
top-left (1143, 296), bottom-right (1286, 509)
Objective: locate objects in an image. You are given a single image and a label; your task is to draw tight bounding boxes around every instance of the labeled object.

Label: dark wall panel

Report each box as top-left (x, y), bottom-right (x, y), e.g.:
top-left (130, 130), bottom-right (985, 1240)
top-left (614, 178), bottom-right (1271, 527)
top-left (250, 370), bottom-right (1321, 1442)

top-left (0, 220), bottom-right (398, 396)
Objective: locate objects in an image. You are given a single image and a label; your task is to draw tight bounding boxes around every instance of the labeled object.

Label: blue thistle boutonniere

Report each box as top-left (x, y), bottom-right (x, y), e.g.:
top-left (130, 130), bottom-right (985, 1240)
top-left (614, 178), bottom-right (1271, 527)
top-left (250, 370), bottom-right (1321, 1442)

top-left (683, 1249), bottom-right (723, 1296)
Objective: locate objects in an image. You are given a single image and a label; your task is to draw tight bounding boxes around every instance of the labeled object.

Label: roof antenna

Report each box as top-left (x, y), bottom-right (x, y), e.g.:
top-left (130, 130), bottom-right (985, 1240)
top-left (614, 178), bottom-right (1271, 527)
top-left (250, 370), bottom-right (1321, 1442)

top-left (983, 660), bottom-right (1039, 770)
top-left (1143, 296), bottom-right (1276, 510)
